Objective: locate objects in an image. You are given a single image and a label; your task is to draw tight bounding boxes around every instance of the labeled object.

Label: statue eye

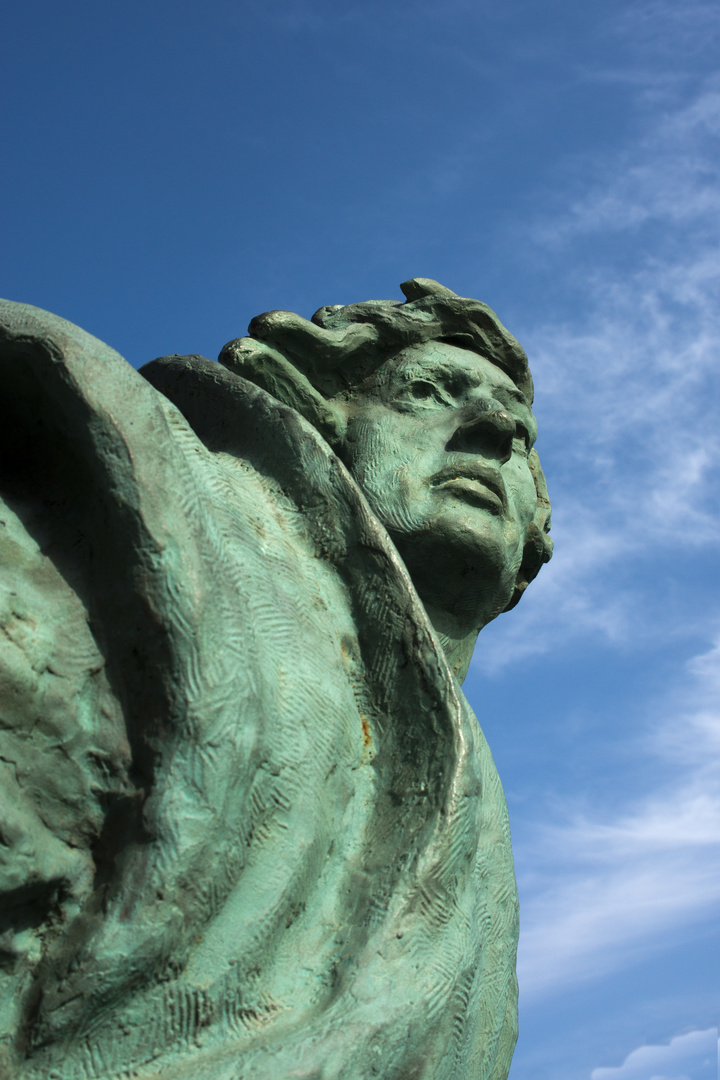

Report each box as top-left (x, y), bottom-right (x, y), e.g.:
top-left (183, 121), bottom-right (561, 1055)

top-left (393, 379), bottom-right (449, 411)
top-left (409, 380), bottom-right (437, 400)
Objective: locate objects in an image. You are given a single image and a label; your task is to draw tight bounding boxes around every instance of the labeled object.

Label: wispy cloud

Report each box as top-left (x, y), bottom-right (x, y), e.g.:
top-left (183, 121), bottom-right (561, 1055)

top-left (590, 1027), bottom-right (718, 1080)
top-left (613, 0), bottom-right (720, 65)
top-left (536, 79), bottom-right (720, 240)
top-left (515, 637), bottom-right (720, 997)
top-left (475, 4), bottom-right (719, 1075)
top-left (475, 72), bottom-right (720, 671)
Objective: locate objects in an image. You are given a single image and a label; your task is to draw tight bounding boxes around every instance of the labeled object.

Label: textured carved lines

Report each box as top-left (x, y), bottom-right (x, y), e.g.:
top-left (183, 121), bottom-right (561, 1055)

top-left (78, 1030), bottom-right (114, 1080)
top-left (240, 772), bottom-right (293, 852)
top-left (6, 330), bottom-right (521, 1080)
top-left (158, 406), bottom-right (213, 518)
top-left (415, 876), bottom-right (456, 930)
top-left (179, 640), bottom-right (205, 715)
top-left (194, 873), bottom-right (232, 923)
top-left (221, 979), bottom-right (279, 1038)
top-left (358, 587), bottom-right (403, 686)
top-left (369, 640), bottom-right (400, 707)
top-left (491, 876), bottom-right (517, 911)
top-left (425, 960), bottom-right (456, 1022)
top-left (183, 734), bottom-right (254, 813)
top-left (267, 780), bottom-right (292, 816)
top-left (446, 964), bottom-right (476, 1073)
top-left (436, 807), bottom-right (476, 885)
top-left (158, 986), bottom-right (211, 1068)
top-left (171, 478), bottom-right (204, 538)
top-left (363, 884), bottom-right (394, 929)
top-left (167, 984), bottom-right (198, 1041)
top-left (72, 984), bottom-right (213, 1080)
top-left (222, 978), bottom-right (250, 1036)
top-left (248, 595), bottom-right (296, 653)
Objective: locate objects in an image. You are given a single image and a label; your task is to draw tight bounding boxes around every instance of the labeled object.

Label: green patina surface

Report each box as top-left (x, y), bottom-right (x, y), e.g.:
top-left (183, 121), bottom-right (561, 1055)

top-left (0, 280), bottom-right (551, 1080)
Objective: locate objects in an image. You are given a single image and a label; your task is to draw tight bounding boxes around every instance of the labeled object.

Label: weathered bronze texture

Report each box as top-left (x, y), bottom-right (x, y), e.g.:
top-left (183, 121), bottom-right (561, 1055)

top-left (0, 279), bottom-right (551, 1079)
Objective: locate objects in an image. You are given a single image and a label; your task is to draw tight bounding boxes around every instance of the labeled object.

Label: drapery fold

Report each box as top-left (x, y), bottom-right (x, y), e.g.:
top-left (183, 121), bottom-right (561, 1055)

top-left (0, 301), bottom-right (517, 1080)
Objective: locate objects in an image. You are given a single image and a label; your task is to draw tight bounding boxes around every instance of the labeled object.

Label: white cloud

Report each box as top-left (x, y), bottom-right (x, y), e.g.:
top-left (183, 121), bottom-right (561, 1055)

top-left (474, 515), bottom-right (637, 671)
top-left (467, 8), bottom-right (720, 1031)
top-left (590, 1027), bottom-right (718, 1080)
top-left (534, 71), bottom-right (720, 241)
top-left (514, 638), bottom-right (720, 998)
top-left (473, 73), bottom-right (720, 672)
top-left (612, 0), bottom-right (720, 65)
top-left (474, 7), bottom-right (719, 1076)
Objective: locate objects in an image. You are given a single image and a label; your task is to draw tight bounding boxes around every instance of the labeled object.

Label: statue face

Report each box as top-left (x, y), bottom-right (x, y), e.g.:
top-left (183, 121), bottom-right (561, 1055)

top-left (340, 341), bottom-right (539, 627)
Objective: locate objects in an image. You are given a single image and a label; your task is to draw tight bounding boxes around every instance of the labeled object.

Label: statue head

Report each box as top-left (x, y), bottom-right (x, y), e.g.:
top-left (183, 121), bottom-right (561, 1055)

top-left (220, 278), bottom-right (552, 661)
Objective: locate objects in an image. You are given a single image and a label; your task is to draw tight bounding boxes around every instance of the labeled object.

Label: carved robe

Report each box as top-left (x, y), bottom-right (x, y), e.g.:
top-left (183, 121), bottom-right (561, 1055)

top-left (0, 301), bottom-right (518, 1080)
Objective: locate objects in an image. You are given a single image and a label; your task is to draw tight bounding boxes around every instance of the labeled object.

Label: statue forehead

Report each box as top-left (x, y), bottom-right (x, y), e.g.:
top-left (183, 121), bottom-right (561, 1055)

top-left (362, 340), bottom-right (533, 406)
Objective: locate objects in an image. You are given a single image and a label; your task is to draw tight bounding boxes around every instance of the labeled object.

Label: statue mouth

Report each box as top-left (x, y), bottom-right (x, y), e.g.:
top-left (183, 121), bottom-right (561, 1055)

top-left (429, 463), bottom-right (507, 514)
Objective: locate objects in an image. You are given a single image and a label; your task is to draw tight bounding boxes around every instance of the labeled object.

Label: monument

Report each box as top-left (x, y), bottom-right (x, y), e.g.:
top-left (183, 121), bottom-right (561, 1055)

top-left (0, 278), bottom-right (552, 1080)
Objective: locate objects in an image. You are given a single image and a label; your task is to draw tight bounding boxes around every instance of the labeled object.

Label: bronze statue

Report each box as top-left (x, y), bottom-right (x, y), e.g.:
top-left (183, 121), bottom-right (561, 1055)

top-left (0, 278), bottom-right (551, 1079)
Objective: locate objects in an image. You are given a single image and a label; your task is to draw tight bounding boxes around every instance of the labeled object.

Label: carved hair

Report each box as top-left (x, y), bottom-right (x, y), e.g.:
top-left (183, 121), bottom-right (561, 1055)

top-left (220, 278), bottom-right (552, 605)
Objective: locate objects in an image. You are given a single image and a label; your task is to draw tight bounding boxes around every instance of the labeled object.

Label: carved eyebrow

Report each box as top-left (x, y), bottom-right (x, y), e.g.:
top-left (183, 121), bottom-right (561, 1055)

top-left (404, 362), bottom-right (461, 380)
top-left (443, 366), bottom-right (530, 408)
top-left (404, 364), bottom-right (478, 392)
top-left (403, 362), bottom-right (532, 413)
top-left (493, 385), bottom-right (531, 410)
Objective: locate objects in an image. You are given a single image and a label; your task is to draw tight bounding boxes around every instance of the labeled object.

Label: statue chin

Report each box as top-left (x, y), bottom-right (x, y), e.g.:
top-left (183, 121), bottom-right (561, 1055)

top-left (387, 514), bottom-right (523, 632)
top-left (0, 283), bottom-right (550, 1080)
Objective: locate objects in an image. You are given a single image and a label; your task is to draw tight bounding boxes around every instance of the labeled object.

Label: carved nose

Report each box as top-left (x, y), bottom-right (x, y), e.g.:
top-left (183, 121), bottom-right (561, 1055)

top-left (447, 408), bottom-right (515, 464)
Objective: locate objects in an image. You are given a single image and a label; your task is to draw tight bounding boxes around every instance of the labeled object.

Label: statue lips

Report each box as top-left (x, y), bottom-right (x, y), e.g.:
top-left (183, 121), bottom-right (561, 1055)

top-left (430, 462), bottom-right (507, 515)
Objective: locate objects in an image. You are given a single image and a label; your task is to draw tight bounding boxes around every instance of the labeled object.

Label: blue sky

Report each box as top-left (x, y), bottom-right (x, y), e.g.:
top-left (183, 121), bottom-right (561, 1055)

top-left (2, 2), bottom-right (719, 1077)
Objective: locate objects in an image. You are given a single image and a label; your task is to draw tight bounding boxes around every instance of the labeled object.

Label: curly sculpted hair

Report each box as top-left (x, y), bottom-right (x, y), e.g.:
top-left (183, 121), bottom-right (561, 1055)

top-left (219, 277), bottom-right (552, 610)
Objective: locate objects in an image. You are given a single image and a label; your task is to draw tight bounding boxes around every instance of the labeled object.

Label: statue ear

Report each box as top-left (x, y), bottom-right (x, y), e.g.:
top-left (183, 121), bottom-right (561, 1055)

top-left (502, 523), bottom-right (552, 612)
top-left (502, 448), bottom-right (553, 612)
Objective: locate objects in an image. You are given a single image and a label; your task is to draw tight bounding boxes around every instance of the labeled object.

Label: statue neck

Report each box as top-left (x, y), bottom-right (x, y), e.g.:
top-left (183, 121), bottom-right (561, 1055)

top-left (423, 604), bottom-right (480, 684)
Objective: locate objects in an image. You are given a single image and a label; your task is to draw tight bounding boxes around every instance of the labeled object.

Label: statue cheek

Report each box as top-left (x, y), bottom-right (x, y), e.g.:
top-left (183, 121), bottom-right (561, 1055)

top-left (507, 469), bottom-right (538, 530)
top-left (501, 520), bottom-right (523, 565)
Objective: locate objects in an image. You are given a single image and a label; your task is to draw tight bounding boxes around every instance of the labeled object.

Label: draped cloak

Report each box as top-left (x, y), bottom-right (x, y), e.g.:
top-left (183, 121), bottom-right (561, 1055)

top-left (0, 301), bottom-right (519, 1080)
